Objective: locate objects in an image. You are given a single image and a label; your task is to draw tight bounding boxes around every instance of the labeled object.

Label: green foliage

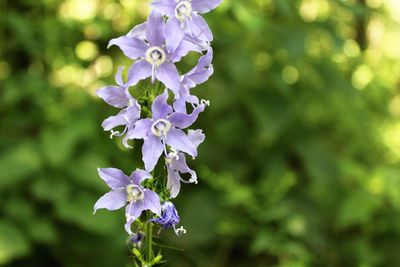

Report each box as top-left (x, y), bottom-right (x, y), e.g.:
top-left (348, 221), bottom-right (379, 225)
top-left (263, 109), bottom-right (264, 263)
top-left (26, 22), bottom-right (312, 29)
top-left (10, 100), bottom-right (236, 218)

top-left (2, 0), bottom-right (400, 266)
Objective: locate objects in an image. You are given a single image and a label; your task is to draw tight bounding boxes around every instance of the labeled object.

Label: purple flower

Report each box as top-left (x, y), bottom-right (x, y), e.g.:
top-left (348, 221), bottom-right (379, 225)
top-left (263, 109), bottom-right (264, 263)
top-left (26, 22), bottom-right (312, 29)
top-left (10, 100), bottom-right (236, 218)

top-left (173, 47), bottom-right (213, 113)
top-left (108, 11), bottom-right (200, 93)
top-left (152, 201), bottom-right (186, 235)
top-left (166, 129), bottom-right (205, 198)
top-left (93, 168), bottom-right (161, 234)
top-left (151, 0), bottom-right (222, 44)
top-left (129, 232), bottom-right (144, 244)
top-left (126, 90), bottom-right (206, 172)
top-left (96, 67), bottom-right (141, 148)
top-left (152, 201), bottom-right (180, 229)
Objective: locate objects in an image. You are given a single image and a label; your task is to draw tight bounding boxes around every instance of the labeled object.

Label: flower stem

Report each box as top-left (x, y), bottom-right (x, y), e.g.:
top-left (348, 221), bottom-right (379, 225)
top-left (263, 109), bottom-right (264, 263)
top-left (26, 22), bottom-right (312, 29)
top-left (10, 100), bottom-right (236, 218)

top-left (145, 210), bottom-right (153, 265)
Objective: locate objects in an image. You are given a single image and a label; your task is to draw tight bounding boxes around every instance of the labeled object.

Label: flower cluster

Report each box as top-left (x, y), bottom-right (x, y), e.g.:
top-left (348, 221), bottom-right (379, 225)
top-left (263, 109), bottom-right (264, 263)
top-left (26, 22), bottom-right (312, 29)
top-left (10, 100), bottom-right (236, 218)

top-left (93, 0), bottom-right (221, 255)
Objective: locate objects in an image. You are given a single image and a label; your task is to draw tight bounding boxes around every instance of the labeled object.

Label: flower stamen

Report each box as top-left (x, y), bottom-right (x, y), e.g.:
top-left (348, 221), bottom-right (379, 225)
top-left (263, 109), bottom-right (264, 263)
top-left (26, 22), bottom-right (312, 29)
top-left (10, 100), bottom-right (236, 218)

top-left (175, 1), bottom-right (192, 22)
top-left (151, 119), bottom-right (171, 137)
top-left (145, 46), bottom-right (166, 66)
top-left (126, 185), bottom-right (145, 202)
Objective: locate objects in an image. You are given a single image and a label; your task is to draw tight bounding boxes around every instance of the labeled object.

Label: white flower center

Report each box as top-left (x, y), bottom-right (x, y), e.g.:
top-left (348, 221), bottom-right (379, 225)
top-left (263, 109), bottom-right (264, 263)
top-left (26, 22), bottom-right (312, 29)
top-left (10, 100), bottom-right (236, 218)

top-left (151, 119), bottom-right (171, 137)
top-left (126, 185), bottom-right (144, 202)
top-left (145, 46), bottom-right (166, 66)
top-left (175, 1), bottom-right (192, 21)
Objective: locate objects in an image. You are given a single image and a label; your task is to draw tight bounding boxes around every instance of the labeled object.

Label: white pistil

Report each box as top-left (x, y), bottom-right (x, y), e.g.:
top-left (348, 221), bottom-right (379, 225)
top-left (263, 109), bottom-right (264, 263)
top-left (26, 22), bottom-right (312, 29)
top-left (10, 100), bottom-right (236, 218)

top-left (174, 226), bottom-right (187, 235)
top-left (145, 46), bottom-right (166, 84)
top-left (110, 127), bottom-right (128, 139)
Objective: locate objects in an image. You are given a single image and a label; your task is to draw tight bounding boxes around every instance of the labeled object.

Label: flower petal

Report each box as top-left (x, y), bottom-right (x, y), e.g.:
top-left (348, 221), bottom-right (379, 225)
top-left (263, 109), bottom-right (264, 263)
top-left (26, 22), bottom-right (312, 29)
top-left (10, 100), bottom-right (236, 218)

top-left (164, 18), bottom-right (184, 54)
top-left (184, 46), bottom-right (214, 85)
top-left (126, 104), bottom-right (141, 124)
top-left (125, 201), bottom-right (145, 222)
top-left (130, 169), bottom-right (152, 185)
top-left (127, 22), bottom-right (147, 40)
top-left (191, 0), bottom-right (222, 14)
top-left (124, 217), bottom-right (135, 235)
top-left (94, 189), bottom-right (127, 213)
top-left (142, 134), bottom-right (164, 171)
top-left (151, 0), bottom-right (175, 17)
top-left (155, 62), bottom-right (181, 93)
top-left (146, 11), bottom-right (165, 46)
top-left (166, 128), bottom-right (197, 157)
top-left (127, 60), bottom-right (152, 87)
top-left (188, 129), bottom-right (206, 148)
top-left (101, 110), bottom-right (128, 131)
top-left (97, 86), bottom-right (129, 108)
top-left (108, 36), bottom-right (148, 60)
top-left (173, 96), bottom-right (187, 113)
top-left (144, 190), bottom-right (161, 215)
top-left (126, 118), bottom-right (152, 140)
top-left (172, 152), bottom-right (198, 184)
top-left (151, 90), bottom-right (173, 120)
top-left (167, 165), bottom-right (181, 198)
top-left (189, 14), bottom-right (213, 42)
top-left (98, 168), bottom-right (132, 189)
top-left (115, 66), bottom-right (125, 87)
top-left (170, 38), bottom-right (202, 63)
top-left (168, 102), bottom-right (205, 129)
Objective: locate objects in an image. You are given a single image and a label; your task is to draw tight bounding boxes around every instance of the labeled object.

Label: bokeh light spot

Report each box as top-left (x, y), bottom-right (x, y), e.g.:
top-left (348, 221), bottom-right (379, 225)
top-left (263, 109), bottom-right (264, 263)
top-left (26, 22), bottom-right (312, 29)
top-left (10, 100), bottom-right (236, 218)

top-left (282, 65), bottom-right (299, 85)
top-left (352, 65), bottom-right (373, 89)
top-left (368, 175), bottom-right (384, 195)
top-left (0, 61), bottom-right (10, 80)
top-left (343, 39), bottom-right (360, 57)
top-left (75, 41), bottom-right (98, 61)
top-left (94, 56), bottom-right (114, 78)
top-left (59, 0), bottom-right (97, 21)
top-left (254, 52), bottom-right (272, 71)
top-left (103, 3), bottom-right (121, 20)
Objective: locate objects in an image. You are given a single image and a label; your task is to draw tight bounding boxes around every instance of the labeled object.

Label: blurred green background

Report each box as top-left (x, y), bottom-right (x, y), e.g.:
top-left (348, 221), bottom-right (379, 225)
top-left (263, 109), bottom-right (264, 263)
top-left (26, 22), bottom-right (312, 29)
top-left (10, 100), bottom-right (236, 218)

top-left (2, 0), bottom-right (400, 266)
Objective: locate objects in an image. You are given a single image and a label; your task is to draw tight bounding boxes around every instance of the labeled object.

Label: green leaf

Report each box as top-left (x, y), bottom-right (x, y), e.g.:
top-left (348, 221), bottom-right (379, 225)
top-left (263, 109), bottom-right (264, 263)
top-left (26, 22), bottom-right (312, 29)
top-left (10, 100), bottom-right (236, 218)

top-left (0, 143), bottom-right (41, 188)
top-left (0, 222), bottom-right (30, 265)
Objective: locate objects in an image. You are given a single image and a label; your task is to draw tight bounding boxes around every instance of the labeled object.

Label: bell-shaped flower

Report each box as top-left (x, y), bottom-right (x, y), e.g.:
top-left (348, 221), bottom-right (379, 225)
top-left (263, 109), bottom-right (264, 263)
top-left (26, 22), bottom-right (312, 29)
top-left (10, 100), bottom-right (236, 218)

top-left (93, 168), bottom-right (161, 235)
top-left (151, 0), bottom-right (222, 44)
top-left (127, 90), bottom-right (206, 172)
top-left (108, 11), bottom-right (200, 93)
top-left (152, 201), bottom-right (186, 235)
top-left (166, 129), bottom-right (205, 198)
top-left (96, 67), bottom-right (141, 148)
top-left (173, 47), bottom-right (213, 113)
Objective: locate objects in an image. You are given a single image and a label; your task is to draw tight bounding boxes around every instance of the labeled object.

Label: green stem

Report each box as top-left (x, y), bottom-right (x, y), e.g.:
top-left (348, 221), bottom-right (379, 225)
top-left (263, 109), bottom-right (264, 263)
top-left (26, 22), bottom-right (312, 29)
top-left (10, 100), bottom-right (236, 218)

top-left (145, 211), bottom-right (153, 265)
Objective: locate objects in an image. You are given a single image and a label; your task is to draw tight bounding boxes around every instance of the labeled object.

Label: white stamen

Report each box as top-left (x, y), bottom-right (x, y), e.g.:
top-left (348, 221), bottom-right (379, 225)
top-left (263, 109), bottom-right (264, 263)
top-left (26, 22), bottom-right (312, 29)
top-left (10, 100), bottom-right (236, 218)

top-left (151, 119), bottom-right (172, 137)
top-left (126, 185), bottom-right (144, 202)
top-left (175, 1), bottom-right (192, 22)
top-left (145, 46), bottom-right (166, 66)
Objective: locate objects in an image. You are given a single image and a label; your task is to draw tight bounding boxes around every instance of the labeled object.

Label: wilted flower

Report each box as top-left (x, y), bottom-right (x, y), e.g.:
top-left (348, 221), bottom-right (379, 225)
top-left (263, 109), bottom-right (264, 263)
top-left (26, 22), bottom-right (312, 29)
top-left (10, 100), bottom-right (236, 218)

top-left (152, 201), bottom-right (186, 235)
top-left (129, 232), bottom-right (144, 244)
top-left (152, 201), bottom-right (180, 228)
